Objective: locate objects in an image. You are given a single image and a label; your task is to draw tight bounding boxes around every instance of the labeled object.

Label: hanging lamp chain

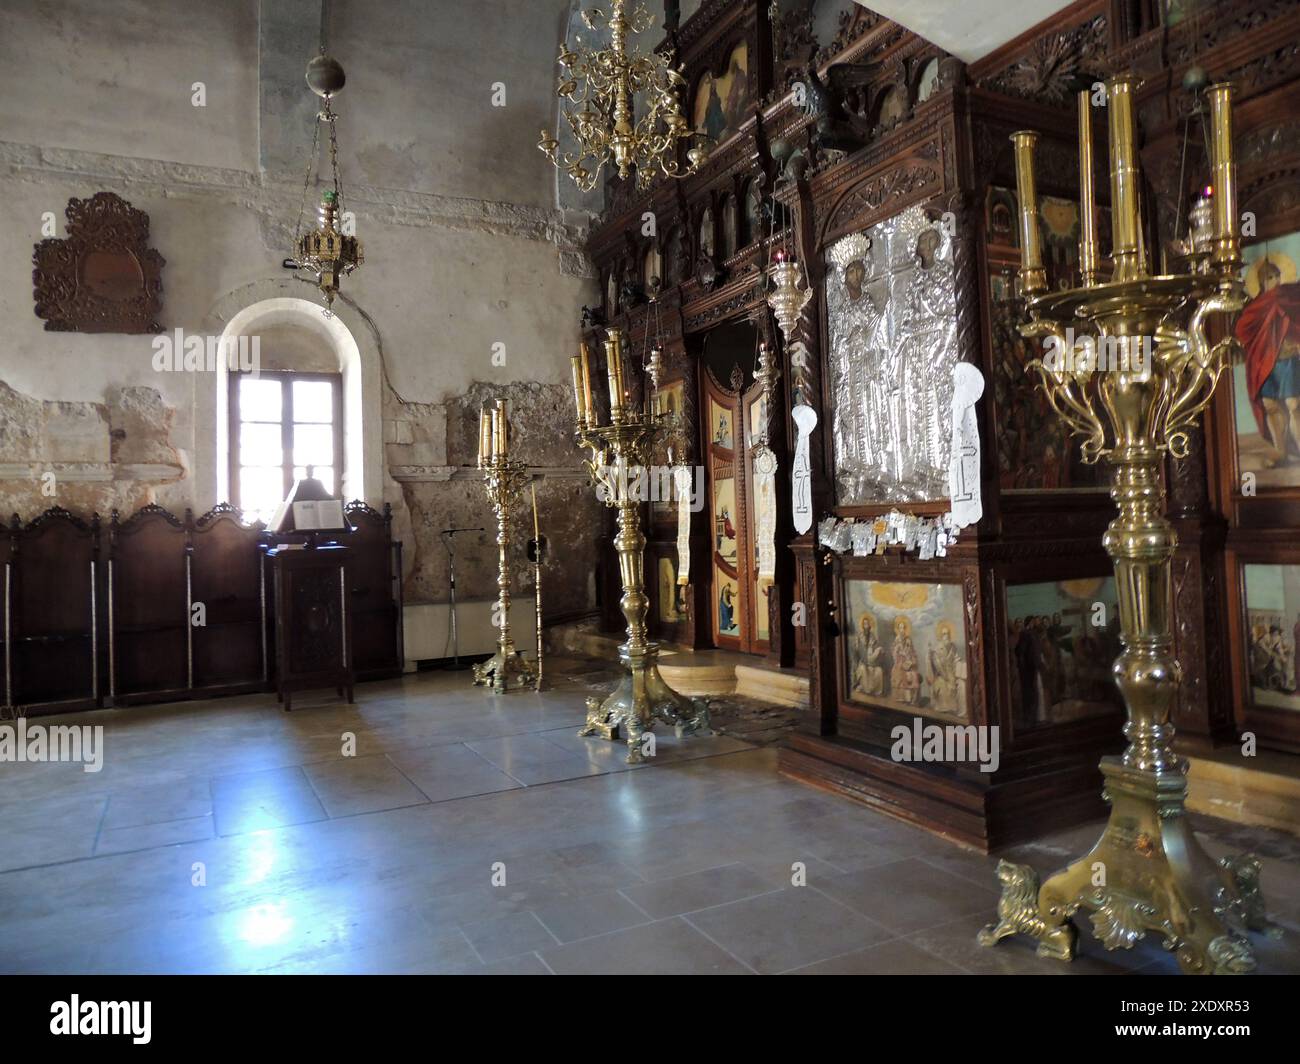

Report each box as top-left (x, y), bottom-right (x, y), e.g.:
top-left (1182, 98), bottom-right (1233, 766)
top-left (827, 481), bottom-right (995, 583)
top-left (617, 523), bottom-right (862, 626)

top-left (293, 114), bottom-right (323, 249)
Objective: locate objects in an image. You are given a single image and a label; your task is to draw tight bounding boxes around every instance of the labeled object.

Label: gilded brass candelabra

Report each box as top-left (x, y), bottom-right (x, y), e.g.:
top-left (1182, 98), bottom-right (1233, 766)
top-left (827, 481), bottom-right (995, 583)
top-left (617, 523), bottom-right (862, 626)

top-left (473, 400), bottom-right (538, 693)
top-left (539, 0), bottom-right (706, 192)
top-left (978, 77), bottom-right (1266, 974)
top-left (570, 329), bottom-right (710, 763)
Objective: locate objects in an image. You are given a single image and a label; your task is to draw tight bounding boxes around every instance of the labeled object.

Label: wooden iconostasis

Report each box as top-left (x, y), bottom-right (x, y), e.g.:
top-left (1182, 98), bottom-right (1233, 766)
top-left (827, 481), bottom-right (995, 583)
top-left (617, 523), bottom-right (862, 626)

top-left (583, 0), bottom-right (1300, 849)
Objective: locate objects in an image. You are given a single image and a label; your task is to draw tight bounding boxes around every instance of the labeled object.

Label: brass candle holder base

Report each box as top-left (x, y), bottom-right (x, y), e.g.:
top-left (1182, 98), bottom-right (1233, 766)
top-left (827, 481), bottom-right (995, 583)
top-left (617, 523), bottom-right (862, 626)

top-left (473, 647), bottom-right (537, 694)
top-left (580, 640), bottom-right (710, 764)
top-left (979, 758), bottom-right (1267, 974)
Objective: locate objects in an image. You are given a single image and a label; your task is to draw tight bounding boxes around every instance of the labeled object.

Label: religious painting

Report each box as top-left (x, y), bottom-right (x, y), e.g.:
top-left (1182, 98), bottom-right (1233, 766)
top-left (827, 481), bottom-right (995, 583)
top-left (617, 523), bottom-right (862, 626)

top-left (692, 42), bottom-right (749, 144)
top-left (877, 83), bottom-right (908, 129)
top-left (990, 266), bottom-right (1103, 492)
top-left (605, 270), bottom-right (618, 316)
top-left (742, 180), bottom-right (762, 248)
top-left (720, 195), bottom-right (739, 260)
top-left (658, 556), bottom-right (684, 623)
top-left (710, 397), bottom-right (733, 450)
top-left (698, 206), bottom-right (716, 261)
top-left (985, 187), bottom-right (1083, 289)
top-left (986, 186), bottom-right (1017, 247)
top-left (651, 380), bottom-right (686, 520)
top-left (716, 575), bottom-right (741, 637)
top-left (1039, 195), bottom-right (1081, 284)
top-left (1005, 577), bottom-right (1123, 728)
top-left (1230, 231), bottom-right (1300, 490)
top-left (653, 378), bottom-right (685, 423)
top-left (664, 225), bottom-right (686, 285)
top-left (917, 58), bottom-right (940, 103)
top-left (1243, 564), bottom-right (1300, 712)
top-left (843, 579), bottom-right (968, 721)
top-left (825, 206), bottom-right (958, 504)
top-left (712, 476), bottom-right (738, 568)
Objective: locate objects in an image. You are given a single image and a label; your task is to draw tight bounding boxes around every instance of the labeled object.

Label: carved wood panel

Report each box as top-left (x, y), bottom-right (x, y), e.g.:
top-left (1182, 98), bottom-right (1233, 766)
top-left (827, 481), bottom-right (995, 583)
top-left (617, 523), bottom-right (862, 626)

top-left (32, 192), bottom-right (164, 334)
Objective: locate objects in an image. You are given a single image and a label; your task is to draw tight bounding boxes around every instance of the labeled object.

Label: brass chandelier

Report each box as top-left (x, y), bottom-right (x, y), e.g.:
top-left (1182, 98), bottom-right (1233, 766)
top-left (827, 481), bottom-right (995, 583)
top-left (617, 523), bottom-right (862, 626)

top-left (289, 52), bottom-right (364, 312)
top-left (539, 0), bottom-right (707, 192)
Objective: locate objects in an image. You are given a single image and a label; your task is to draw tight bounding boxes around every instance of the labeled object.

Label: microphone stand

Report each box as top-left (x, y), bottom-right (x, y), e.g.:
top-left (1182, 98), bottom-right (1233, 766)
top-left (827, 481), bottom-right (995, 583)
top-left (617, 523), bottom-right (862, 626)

top-left (529, 483), bottom-right (545, 692)
top-left (440, 527), bottom-right (482, 668)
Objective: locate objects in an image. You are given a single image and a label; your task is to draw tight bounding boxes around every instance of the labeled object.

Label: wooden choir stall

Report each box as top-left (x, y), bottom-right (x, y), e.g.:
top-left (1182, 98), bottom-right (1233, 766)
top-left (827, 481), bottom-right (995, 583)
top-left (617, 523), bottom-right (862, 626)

top-left (0, 501), bottom-right (403, 715)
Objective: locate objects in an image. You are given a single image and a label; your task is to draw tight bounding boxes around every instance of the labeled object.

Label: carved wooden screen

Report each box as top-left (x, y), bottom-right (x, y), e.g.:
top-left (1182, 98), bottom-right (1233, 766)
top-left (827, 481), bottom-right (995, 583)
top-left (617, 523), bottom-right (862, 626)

top-left (344, 502), bottom-right (403, 680)
top-left (6, 509), bottom-right (99, 714)
top-left (190, 504), bottom-right (266, 693)
top-left (108, 506), bottom-right (188, 704)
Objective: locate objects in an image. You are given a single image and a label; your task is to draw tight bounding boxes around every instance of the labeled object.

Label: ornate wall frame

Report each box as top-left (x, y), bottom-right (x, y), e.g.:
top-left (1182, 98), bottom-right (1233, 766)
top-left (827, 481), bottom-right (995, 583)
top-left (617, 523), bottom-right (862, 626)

top-left (32, 192), bottom-right (165, 334)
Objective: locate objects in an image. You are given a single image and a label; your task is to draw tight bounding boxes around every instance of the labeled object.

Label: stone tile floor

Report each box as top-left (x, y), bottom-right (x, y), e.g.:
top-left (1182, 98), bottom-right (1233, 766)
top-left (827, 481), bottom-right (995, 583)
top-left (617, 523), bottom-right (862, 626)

top-left (1, 658), bottom-right (1297, 975)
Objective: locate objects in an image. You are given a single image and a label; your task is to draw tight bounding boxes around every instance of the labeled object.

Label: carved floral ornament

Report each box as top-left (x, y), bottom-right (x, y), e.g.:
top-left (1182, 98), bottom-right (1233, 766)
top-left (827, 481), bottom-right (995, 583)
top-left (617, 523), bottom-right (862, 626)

top-left (32, 191), bottom-right (165, 334)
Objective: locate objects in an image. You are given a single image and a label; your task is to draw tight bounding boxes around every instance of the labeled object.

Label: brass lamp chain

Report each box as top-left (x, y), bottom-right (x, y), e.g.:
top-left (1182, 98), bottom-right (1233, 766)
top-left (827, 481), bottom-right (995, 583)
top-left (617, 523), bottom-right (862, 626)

top-left (326, 98), bottom-right (345, 214)
top-left (293, 114), bottom-right (323, 251)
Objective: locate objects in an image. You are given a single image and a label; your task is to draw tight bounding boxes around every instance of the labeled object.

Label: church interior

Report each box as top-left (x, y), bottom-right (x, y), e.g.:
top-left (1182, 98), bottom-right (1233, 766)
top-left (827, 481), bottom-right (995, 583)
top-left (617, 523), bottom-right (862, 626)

top-left (4, 0), bottom-right (1300, 987)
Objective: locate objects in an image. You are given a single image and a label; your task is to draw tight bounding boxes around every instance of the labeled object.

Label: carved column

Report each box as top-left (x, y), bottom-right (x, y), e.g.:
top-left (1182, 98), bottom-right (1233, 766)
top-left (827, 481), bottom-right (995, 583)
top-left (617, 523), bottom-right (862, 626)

top-left (783, 171), bottom-right (839, 732)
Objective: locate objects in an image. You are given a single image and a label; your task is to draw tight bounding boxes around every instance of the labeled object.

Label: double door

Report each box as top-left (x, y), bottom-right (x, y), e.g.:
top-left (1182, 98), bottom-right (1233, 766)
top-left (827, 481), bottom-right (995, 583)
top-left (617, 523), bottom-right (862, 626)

top-left (701, 367), bottom-right (774, 655)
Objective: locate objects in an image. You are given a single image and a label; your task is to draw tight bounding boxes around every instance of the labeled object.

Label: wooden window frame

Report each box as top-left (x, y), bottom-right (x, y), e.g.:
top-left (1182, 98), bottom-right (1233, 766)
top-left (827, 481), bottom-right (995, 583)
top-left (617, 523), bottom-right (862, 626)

top-left (228, 370), bottom-right (345, 513)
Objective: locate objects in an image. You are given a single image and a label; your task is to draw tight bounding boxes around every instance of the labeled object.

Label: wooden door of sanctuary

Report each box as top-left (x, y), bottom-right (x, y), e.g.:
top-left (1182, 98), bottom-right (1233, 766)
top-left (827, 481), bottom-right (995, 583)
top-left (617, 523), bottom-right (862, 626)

top-left (700, 364), bottom-right (768, 654)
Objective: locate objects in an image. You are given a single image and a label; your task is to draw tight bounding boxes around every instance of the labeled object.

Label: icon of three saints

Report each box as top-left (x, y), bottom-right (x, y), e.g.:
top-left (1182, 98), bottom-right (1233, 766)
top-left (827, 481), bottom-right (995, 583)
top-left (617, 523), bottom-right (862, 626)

top-left (851, 611), bottom-right (963, 714)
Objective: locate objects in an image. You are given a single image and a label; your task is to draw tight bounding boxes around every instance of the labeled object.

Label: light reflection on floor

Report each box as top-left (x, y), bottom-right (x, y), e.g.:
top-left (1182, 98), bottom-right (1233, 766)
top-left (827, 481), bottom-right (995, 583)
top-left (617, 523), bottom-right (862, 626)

top-left (1, 662), bottom-right (1297, 974)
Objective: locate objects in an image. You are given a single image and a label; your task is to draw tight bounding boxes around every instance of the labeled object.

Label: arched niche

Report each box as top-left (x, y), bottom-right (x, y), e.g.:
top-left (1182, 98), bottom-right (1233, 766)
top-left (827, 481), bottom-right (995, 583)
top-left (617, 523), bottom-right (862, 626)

top-left (197, 279), bottom-right (383, 512)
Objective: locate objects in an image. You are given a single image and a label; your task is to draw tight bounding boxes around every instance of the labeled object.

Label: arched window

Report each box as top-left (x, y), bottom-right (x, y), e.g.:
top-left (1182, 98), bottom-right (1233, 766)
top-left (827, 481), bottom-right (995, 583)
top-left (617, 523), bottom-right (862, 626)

top-left (229, 370), bottom-right (343, 524)
top-left (214, 295), bottom-right (374, 520)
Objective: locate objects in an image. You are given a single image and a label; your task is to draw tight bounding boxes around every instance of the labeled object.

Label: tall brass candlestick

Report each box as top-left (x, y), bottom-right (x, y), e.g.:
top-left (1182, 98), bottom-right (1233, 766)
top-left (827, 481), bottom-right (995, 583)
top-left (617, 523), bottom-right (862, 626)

top-left (981, 78), bottom-right (1267, 975)
top-left (1011, 131), bottom-right (1048, 296)
top-left (1077, 90), bottom-right (1101, 287)
top-left (478, 408), bottom-right (492, 468)
top-left (472, 421), bottom-right (537, 694)
top-left (579, 342), bottom-right (595, 426)
top-left (494, 399), bottom-right (509, 457)
top-left (572, 327), bottom-right (709, 763)
top-left (1107, 74), bottom-right (1145, 282)
top-left (605, 331), bottom-right (626, 421)
top-left (1207, 82), bottom-right (1241, 275)
top-left (570, 353), bottom-right (588, 426)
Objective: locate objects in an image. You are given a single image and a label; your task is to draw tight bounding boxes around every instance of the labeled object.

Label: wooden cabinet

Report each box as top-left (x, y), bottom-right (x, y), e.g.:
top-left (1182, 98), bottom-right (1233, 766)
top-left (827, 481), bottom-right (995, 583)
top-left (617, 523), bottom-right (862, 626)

top-left (343, 502), bottom-right (403, 680)
top-left (268, 544), bottom-right (353, 712)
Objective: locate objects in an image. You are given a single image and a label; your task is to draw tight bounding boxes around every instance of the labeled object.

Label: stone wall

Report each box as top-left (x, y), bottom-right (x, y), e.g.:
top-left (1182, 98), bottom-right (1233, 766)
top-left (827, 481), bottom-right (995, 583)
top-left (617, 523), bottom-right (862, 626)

top-left (0, 0), bottom-right (604, 614)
